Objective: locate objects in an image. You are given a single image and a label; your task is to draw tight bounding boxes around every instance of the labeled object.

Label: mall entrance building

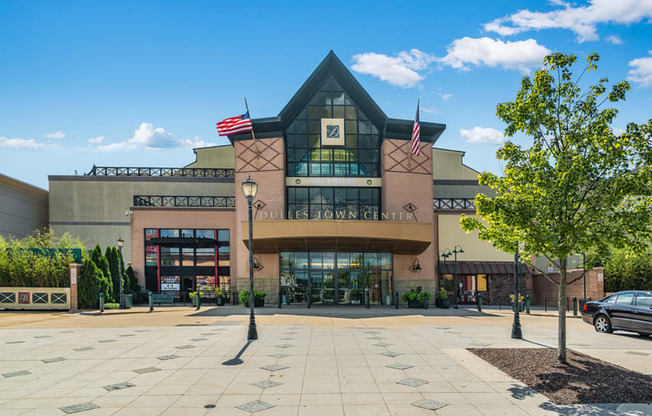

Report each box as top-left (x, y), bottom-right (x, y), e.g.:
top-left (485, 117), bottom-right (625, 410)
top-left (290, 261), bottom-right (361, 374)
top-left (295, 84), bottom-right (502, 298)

top-left (48, 51), bottom-right (592, 307)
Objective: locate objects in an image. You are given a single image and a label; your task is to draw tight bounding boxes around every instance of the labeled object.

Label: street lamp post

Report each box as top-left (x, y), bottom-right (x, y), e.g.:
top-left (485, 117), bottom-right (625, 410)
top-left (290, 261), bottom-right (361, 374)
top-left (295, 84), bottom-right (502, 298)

top-left (581, 251), bottom-right (586, 302)
top-left (439, 249), bottom-right (451, 292)
top-left (242, 176), bottom-right (258, 341)
top-left (452, 245), bottom-right (464, 309)
top-left (511, 247), bottom-right (523, 339)
top-left (117, 237), bottom-right (124, 309)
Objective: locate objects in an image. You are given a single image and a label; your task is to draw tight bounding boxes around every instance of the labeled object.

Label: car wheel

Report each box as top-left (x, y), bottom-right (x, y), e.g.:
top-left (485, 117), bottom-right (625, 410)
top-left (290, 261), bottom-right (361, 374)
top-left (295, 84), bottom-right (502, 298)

top-left (594, 315), bottom-right (612, 333)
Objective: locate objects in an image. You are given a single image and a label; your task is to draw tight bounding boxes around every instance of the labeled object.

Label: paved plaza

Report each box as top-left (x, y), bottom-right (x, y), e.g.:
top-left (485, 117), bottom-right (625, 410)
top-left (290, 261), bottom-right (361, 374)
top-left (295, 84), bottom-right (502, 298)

top-left (0, 306), bottom-right (650, 415)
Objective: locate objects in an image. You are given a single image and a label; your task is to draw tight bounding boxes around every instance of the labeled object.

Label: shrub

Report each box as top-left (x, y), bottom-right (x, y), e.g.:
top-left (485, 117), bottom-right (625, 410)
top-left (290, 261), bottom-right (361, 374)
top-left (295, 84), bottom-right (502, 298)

top-left (435, 288), bottom-right (448, 300)
top-left (106, 247), bottom-right (122, 301)
top-left (78, 258), bottom-right (109, 308)
top-left (104, 303), bottom-right (119, 309)
top-left (239, 290), bottom-right (266, 306)
top-left (91, 245), bottom-right (113, 302)
top-left (124, 266), bottom-right (140, 294)
top-left (0, 229), bottom-right (84, 287)
top-left (401, 288), bottom-right (430, 303)
top-left (215, 287), bottom-right (225, 297)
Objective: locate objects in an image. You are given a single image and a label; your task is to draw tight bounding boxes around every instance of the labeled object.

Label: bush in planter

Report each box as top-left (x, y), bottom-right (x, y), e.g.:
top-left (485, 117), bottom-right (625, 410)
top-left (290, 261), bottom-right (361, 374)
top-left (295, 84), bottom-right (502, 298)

top-left (510, 293), bottom-right (525, 312)
top-left (239, 290), bottom-right (266, 307)
top-left (104, 302), bottom-right (119, 309)
top-left (435, 288), bottom-right (450, 308)
top-left (401, 287), bottom-right (431, 308)
top-left (215, 287), bottom-right (226, 305)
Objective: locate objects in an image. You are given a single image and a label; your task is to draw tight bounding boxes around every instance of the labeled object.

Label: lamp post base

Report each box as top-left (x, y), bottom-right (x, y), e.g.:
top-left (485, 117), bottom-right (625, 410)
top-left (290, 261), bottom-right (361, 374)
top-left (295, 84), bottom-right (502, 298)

top-left (511, 313), bottom-right (523, 339)
top-left (248, 312), bottom-right (258, 340)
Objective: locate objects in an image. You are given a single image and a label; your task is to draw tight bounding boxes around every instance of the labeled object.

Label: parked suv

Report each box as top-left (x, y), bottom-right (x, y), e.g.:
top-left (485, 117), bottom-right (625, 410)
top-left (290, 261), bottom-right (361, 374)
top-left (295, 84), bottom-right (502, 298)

top-left (582, 290), bottom-right (652, 336)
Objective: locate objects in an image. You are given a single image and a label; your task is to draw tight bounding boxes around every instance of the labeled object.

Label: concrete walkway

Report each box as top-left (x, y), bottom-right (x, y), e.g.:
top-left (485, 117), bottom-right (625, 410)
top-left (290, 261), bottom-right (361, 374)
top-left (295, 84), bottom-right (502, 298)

top-left (0, 306), bottom-right (650, 415)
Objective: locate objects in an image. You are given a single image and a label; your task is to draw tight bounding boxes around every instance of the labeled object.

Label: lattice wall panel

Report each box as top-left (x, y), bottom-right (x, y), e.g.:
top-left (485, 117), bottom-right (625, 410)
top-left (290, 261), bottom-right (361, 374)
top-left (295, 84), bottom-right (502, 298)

top-left (235, 138), bottom-right (284, 173)
top-left (382, 139), bottom-right (432, 175)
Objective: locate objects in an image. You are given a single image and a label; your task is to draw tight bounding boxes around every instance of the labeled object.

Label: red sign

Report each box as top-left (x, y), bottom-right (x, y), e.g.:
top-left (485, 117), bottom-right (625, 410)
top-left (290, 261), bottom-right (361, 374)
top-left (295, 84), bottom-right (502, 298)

top-left (18, 292), bottom-right (30, 304)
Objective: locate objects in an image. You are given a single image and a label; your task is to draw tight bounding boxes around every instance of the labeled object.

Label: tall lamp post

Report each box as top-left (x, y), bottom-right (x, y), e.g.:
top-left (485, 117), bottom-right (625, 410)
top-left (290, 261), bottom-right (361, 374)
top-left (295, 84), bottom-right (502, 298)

top-left (511, 246), bottom-right (523, 339)
top-left (581, 251), bottom-right (586, 302)
top-left (452, 245), bottom-right (464, 309)
top-left (242, 176), bottom-right (258, 341)
top-left (439, 249), bottom-right (451, 292)
top-left (117, 237), bottom-right (124, 309)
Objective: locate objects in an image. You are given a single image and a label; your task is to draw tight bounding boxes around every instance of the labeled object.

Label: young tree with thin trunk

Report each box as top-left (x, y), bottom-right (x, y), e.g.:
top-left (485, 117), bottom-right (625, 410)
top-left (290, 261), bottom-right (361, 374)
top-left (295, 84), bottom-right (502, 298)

top-left (461, 52), bottom-right (652, 363)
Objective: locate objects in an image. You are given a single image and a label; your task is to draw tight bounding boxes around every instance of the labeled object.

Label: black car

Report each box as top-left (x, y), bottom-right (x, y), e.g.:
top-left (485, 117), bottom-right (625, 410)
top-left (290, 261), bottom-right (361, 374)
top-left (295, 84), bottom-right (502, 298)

top-left (582, 290), bottom-right (652, 336)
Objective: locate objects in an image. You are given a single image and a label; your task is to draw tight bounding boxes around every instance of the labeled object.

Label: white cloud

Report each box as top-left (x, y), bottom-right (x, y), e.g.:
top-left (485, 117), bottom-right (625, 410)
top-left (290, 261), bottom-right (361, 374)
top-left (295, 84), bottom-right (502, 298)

top-left (87, 136), bottom-right (104, 144)
top-left (420, 106), bottom-right (437, 114)
top-left (0, 136), bottom-right (58, 150)
top-left (628, 51), bottom-right (652, 87)
top-left (438, 37), bottom-right (551, 73)
top-left (93, 123), bottom-right (215, 152)
top-left (178, 136), bottom-right (216, 148)
top-left (44, 131), bottom-right (65, 139)
top-left (605, 35), bottom-right (623, 44)
top-left (351, 49), bottom-right (436, 88)
top-left (96, 122), bottom-right (177, 152)
top-left (438, 92), bottom-right (452, 101)
top-left (484, 0), bottom-right (652, 43)
top-left (461, 127), bottom-right (506, 144)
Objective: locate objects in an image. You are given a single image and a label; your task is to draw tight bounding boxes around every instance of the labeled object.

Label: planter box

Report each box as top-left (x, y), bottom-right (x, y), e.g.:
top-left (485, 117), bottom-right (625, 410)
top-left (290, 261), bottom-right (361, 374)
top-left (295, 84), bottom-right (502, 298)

top-left (436, 298), bottom-right (450, 309)
top-left (216, 297), bottom-right (226, 306)
top-left (407, 299), bottom-right (425, 308)
top-left (511, 302), bottom-right (524, 312)
top-left (244, 298), bottom-right (265, 307)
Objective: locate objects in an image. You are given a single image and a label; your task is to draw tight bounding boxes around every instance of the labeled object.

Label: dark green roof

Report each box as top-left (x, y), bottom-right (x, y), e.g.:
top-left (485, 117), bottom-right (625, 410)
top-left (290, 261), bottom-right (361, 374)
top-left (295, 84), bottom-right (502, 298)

top-left (229, 51), bottom-right (446, 143)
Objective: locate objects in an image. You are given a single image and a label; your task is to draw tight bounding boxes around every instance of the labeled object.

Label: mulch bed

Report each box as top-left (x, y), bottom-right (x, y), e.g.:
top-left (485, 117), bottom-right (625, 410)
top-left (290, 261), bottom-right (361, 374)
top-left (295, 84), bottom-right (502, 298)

top-left (469, 348), bottom-right (652, 404)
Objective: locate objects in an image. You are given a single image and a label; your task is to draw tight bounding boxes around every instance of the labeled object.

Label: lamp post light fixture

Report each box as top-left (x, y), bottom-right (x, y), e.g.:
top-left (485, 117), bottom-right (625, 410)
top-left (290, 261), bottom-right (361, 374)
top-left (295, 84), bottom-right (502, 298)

top-left (242, 176), bottom-right (258, 341)
top-left (117, 237), bottom-right (124, 309)
top-left (452, 245), bottom-right (464, 309)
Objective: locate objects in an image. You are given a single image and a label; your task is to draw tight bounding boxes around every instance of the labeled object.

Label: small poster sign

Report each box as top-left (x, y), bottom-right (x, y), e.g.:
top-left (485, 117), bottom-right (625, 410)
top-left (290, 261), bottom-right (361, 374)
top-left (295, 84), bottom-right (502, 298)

top-left (18, 292), bottom-right (30, 304)
top-left (598, 273), bottom-right (603, 282)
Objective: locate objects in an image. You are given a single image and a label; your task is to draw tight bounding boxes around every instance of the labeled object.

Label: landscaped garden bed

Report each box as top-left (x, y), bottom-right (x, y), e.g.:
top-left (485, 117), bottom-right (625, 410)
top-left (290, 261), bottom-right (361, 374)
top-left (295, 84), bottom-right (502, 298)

top-left (469, 348), bottom-right (652, 404)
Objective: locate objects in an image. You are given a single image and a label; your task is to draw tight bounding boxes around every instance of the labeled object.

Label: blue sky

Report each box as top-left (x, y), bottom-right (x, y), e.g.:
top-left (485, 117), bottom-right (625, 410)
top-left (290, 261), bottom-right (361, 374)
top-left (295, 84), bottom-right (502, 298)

top-left (1, 0), bottom-right (651, 189)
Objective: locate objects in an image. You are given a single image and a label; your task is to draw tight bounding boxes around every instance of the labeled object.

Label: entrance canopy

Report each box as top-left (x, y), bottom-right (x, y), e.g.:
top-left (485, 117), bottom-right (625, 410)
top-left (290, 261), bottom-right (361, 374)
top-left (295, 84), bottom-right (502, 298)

top-left (242, 220), bottom-right (432, 254)
top-left (439, 261), bottom-right (529, 275)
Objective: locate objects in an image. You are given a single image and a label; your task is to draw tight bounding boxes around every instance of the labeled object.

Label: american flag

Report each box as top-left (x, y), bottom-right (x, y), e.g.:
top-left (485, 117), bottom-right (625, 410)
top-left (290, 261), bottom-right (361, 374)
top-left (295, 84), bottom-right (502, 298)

top-left (411, 101), bottom-right (421, 156)
top-left (216, 112), bottom-right (253, 136)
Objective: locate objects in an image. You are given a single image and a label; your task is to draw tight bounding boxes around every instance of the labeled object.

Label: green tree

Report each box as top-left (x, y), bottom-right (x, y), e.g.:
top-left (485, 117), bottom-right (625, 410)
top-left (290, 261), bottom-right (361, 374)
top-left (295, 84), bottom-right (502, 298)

top-left (124, 266), bottom-right (140, 294)
top-left (105, 247), bottom-right (122, 301)
top-left (461, 52), bottom-right (652, 363)
top-left (78, 258), bottom-right (109, 308)
top-left (91, 245), bottom-right (113, 301)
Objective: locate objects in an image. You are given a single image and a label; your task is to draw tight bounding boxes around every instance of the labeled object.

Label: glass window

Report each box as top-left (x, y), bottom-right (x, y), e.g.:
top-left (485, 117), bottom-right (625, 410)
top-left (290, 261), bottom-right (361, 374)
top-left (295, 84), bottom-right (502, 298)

top-left (218, 229), bottom-right (230, 242)
top-left (181, 248), bottom-right (194, 266)
top-left (160, 229), bottom-right (179, 238)
top-left (615, 293), bottom-right (635, 305)
top-left (285, 75), bottom-right (381, 177)
top-left (196, 229), bottom-right (215, 239)
top-left (634, 293), bottom-right (652, 308)
top-left (161, 247), bottom-right (180, 266)
top-left (604, 295), bottom-right (617, 303)
top-left (287, 187), bottom-right (380, 220)
top-left (196, 248), bottom-right (215, 266)
top-left (181, 229), bottom-right (194, 238)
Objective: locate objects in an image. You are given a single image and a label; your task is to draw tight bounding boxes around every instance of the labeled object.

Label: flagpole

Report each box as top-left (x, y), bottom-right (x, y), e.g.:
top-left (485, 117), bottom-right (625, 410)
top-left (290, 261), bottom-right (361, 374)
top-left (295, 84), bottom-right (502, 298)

top-left (407, 98), bottom-right (420, 170)
top-left (244, 98), bottom-right (260, 156)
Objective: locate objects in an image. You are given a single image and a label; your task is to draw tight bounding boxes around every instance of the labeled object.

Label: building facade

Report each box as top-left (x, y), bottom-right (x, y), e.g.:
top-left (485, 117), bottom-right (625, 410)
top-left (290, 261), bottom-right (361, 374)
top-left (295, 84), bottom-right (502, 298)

top-left (0, 174), bottom-right (49, 239)
top-left (48, 52), bottom-right (580, 306)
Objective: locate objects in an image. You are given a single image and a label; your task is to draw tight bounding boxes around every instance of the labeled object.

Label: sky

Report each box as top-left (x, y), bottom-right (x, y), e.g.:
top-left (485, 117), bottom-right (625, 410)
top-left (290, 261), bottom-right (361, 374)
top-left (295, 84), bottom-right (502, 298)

top-left (1, 0), bottom-right (652, 189)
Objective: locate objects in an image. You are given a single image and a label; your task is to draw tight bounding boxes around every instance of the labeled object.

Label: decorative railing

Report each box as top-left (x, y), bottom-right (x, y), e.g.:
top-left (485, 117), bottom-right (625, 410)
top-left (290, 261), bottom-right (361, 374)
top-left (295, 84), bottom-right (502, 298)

top-left (433, 198), bottom-right (476, 210)
top-left (133, 195), bottom-right (236, 208)
top-left (86, 165), bottom-right (235, 178)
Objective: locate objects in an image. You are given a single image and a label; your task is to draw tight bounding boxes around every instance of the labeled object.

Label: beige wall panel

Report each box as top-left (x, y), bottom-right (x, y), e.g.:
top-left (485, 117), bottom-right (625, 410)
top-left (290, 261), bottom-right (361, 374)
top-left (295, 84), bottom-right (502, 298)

top-left (233, 137), bottom-right (285, 283)
top-left (130, 208), bottom-right (236, 289)
top-left (51, 223), bottom-right (131, 257)
top-left (186, 145), bottom-right (235, 169)
top-left (433, 184), bottom-right (495, 199)
top-left (48, 178), bottom-right (235, 256)
top-left (437, 214), bottom-right (512, 262)
top-left (0, 175), bottom-right (49, 238)
top-left (432, 148), bottom-right (480, 180)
